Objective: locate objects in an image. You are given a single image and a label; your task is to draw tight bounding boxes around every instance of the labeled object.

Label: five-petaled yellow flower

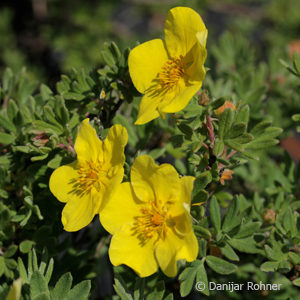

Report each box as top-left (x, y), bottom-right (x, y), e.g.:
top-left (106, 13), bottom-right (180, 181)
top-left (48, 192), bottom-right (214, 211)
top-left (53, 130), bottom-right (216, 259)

top-left (100, 155), bottom-right (198, 277)
top-left (129, 6), bottom-right (207, 125)
top-left (49, 119), bottom-right (128, 232)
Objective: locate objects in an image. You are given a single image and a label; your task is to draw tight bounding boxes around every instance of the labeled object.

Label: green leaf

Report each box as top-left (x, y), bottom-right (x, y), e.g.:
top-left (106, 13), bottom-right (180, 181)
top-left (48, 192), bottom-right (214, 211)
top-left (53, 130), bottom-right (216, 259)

top-left (178, 123), bottom-right (193, 139)
top-left (179, 260), bottom-right (201, 297)
top-left (51, 273), bottom-right (72, 300)
top-left (4, 245), bottom-right (18, 258)
top-left (221, 243), bottom-right (239, 261)
top-left (66, 281), bottom-right (91, 300)
top-left (233, 222), bottom-right (261, 239)
top-left (224, 139), bottom-right (244, 152)
top-left (228, 237), bottom-right (261, 254)
top-left (194, 225), bottom-right (212, 239)
top-left (209, 197), bottom-right (221, 232)
top-left (0, 132), bottom-right (16, 145)
top-left (222, 197), bottom-right (240, 232)
top-left (0, 114), bottom-right (16, 133)
top-left (227, 122), bottom-right (246, 139)
top-left (44, 258), bottom-right (54, 284)
top-left (278, 260), bottom-right (291, 273)
top-left (206, 256), bottom-right (237, 274)
top-left (260, 261), bottom-right (279, 272)
top-left (7, 99), bottom-right (19, 120)
top-left (30, 271), bottom-right (50, 300)
top-left (133, 278), bottom-right (144, 300)
top-left (235, 105), bottom-right (249, 123)
top-left (0, 256), bottom-right (5, 278)
top-left (18, 257), bottom-right (28, 284)
top-left (147, 281), bottom-right (164, 300)
top-left (113, 278), bottom-right (133, 300)
top-left (20, 240), bottom-right (35, 253)
top-left (196, 260), bottom-right (209, 296)
top-left (288, 252), bottom-right (300, 265)
top-left (292, 278), bottom-right (300, 287)
top-left (211, 97), bottom-right (226, 110)
top-left (219, 108), bottom-right (233, 140)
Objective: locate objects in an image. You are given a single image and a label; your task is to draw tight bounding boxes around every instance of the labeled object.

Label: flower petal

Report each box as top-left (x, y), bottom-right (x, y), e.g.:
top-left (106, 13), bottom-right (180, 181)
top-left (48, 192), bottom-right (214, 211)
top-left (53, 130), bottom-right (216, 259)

top-left (159, 83), bottom-right (201, 114)
top-left (74, 119), bottom-right (103, 163)
top-left (49, 162), bottom-right (79, 203)
top-left (109, 222), bottom-right (158, 277)
top-left (155, 232), bottom-right (180, 277)
top-left (176, 230), bottom-right (198, 262)
top-left (103, 124), bottom-right (128, 167)
top-left (129, 39), bottom-right (169, 94)
top-left (100, 182), bottom-right (141, 234)
top-left (164, 7), bottom-right (207, 57)
top-left (180, 176), bottom-right (195, 206)
top-left (131, 155), bottom-right (180, 203)
top-left (62, 189), bottom-right (99, 232)
top-left (135, 93), bottom-right (161, 125)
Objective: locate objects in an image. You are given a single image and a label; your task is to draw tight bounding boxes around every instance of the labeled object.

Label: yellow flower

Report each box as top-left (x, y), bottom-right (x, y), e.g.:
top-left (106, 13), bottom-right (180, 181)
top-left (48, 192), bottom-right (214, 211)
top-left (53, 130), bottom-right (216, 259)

top-left (129, 7), bottom-right (207, 125)
top-left (49, 119), bottom-right (128, 232)
top-left (100, 155), bottom-right (198, 277)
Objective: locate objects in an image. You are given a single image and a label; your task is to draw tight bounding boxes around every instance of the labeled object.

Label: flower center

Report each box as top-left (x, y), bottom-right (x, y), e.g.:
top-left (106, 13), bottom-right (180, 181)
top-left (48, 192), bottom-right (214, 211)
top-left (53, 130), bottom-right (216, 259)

top-left (134, 201), bottom-right (169, 245)
top-left (77, 160), bottom-right (104, 192)
top-left (157, 55), bottom-right (185, 90)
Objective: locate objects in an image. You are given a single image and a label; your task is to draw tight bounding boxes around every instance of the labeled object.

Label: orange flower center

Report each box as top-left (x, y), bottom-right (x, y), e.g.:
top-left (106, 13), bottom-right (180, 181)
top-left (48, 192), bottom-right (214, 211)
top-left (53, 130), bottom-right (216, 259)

top-left (77, 160), bottom-right (104, 192)
top-left (157, 56), bottom-right (185, 90)
top-left (135, 201), bottom-right (169, 244)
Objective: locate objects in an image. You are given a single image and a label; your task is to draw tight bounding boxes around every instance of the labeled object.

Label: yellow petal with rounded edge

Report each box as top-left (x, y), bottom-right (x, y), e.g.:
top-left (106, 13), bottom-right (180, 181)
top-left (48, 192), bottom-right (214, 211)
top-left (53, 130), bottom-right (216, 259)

top-left (103, 124), bottom-right (128, 167)
top-left (180, 176), bottom-right (195, 206)
top-left (184, 37), bottom-right (207, 82)
top-left (176, 229), bottom-right (198, 262)
top-left (109, 222), bottom-right (158, 277)
top-left (128, 39), bottom-right (169, 94)
top-left (74, 119), bottom-right (103, 163)
top-left (164, 7), bottom-right (207, 57)
top-left (135, 93), bottom-right (161, 125)
top-left (62, 189), bottom-right (99, 232)
top-left (155, 231), bottom-right (180, 277)
top-left (100, 182), bottom-right (141, 234)
top-left (98, 166), bottom-right (124, 211)
top-left (131, 155), bottom-right (180, 203)
top-left (49, 162), bottom-right (79, 203)
top-left (159, 83), bottom-right (201, 114)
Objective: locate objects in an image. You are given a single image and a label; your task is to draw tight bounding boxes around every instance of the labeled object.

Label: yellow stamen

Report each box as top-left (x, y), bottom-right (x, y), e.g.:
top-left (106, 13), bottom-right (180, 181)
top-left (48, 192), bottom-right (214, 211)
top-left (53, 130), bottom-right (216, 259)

top-left (135, 201), bottom-right (170, 244)
top-left (157, 56), bottom-right (185, 90)
top-left (77, 160), bottom-right (105, 192)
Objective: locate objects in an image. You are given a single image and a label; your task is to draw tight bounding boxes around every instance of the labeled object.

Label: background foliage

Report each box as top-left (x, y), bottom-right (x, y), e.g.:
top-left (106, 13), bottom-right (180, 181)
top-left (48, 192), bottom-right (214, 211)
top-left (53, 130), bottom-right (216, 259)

top-left (0, 0), bottom-right (300, 299)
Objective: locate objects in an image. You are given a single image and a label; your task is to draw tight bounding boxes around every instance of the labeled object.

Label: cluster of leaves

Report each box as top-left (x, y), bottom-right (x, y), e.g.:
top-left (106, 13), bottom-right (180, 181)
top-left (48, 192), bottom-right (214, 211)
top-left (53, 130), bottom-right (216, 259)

top-left (1, 249), bottom-right (90, 300)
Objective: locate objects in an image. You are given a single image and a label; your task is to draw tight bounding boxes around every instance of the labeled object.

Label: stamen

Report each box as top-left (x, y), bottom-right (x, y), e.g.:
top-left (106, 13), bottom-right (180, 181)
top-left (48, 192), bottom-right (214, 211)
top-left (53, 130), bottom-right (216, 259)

top-left (77, 160), bottom-right (105, 192)
top-left (157, 55), bottom-right (185, 90)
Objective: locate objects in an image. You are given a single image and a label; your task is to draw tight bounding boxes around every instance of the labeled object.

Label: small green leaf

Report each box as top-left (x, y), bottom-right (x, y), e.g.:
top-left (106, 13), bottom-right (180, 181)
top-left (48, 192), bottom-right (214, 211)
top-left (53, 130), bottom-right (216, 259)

top-left (209, 197), bottom-right (221, 232)
top-left (66, 280), bottom-right (91, 300)
top-left (222, 197), bottom-right (240, 232)
top-left (228, 237), bottom-right (261, 254)
top-left (260, 261), bottom-right (279, 272)
top-left (20, 240), bottom-right (35, 253)
top-left (0, 132), bottom-right (16, 145)
top-left (221, 243), bottom-right (239, 261)
top-left (179, 260), bottom-right (201, 297)
top-left (4, 245), bottom-right (18, 258)
top-left (30, 271), bottom-right (50, 300)
top-left (292, 278), bottom-right (300, 287)
top-left (234, 222), bottom-right (261, 239)
top-left (206, 256), bottom-right (237, 274)
top-left (51, 273), bottom-right (73, 300)
top-left (219, 108), bottom-right (233, 140)
top-left (113, 278), bottom-right (133, 300)
top-left (147, 281), bottom-right (165, 300)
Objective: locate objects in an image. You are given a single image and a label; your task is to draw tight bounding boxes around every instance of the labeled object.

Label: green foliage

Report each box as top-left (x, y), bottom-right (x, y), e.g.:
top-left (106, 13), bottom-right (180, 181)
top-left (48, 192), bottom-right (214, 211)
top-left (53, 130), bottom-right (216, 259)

top-left (1, 1), bottom-right (300, 299)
